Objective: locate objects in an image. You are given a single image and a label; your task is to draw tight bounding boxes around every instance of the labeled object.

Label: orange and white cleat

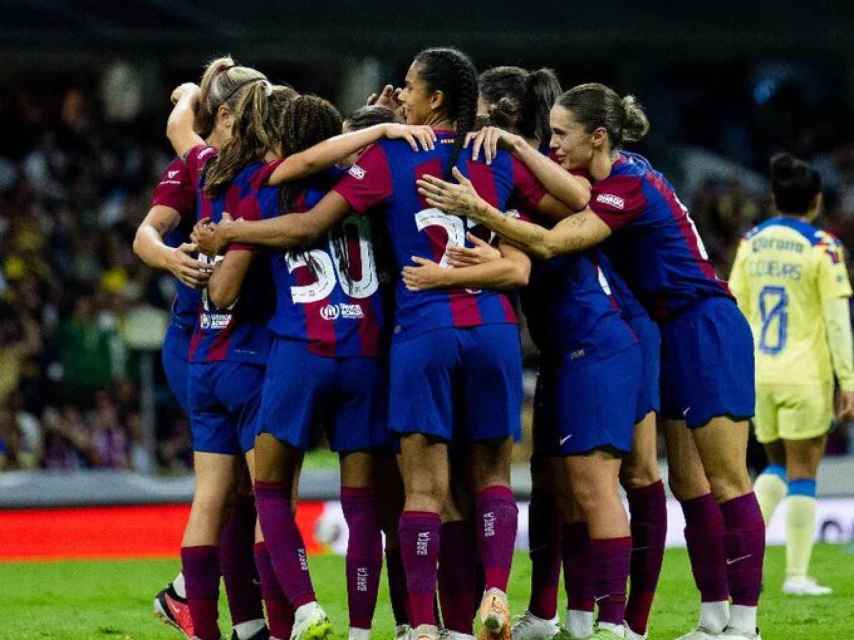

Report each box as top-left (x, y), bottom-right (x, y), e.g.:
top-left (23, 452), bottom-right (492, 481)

top-left (477, 588), bottom-right (511, 640)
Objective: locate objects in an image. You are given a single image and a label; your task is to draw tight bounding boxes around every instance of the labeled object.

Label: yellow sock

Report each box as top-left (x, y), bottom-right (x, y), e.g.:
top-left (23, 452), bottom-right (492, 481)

top-left (786, 494), bottom-right (817, 579)
top-left (754, 469), bottom-right (787, 524)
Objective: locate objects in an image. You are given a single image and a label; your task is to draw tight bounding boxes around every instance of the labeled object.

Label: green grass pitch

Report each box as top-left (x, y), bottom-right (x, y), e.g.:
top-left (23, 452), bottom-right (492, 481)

top-left (0, 545), bottom-right (851, 639)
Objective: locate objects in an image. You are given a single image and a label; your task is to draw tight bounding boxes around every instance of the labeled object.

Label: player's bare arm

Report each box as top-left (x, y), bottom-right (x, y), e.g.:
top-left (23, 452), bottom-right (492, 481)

top-left (134, 205), bottom-right (211, 289)
top-left (266, 123), bottom-right (436, 186)
top-left (206, 249), bottom-right (253, 309)
top-left (417, 168), bottom-right (611, 259)
top-left (401, 239), bottom-right (530, 291)
top-left (466, 126), bottom-right (591, 212)
top-left (166, 83), bottom-right (205, 158)
top-left (194, 191), bottom-right (353, 254)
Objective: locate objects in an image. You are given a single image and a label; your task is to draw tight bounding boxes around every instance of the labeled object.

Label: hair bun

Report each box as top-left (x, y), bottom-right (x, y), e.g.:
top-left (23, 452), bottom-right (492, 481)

top-left (620, 95), bottom-right (650, 143)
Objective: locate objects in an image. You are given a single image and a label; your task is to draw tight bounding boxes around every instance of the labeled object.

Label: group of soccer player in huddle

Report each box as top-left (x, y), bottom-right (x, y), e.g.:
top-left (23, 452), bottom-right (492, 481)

top-left (132, 44), bottom-right (854, 640)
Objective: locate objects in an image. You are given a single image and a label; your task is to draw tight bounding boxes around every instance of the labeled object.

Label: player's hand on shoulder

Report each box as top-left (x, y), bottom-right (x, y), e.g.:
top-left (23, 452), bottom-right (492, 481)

top-left (465, 126), bottom-right (522, 165)
top-left (446, 232), bottom-right (501, 267)
top-left (417, 167), bottom-right (486, 221)
top-left (383, 123), bottom-right (436, 151)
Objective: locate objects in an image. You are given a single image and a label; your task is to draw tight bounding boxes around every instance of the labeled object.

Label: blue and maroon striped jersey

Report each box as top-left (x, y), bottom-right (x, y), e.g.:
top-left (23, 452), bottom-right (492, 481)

top-left (184, 145), bottom-right (273, 364)
top-left (589, 151), bottom-right (732, 320)
top-left (237, 162), bottom-right (386, 357)
top-left (332, 131), bottom-right (545, 338)
top-left (519, 207), bottom-right (637, 359)
top-left (151, 157), bottom-right (200, 329)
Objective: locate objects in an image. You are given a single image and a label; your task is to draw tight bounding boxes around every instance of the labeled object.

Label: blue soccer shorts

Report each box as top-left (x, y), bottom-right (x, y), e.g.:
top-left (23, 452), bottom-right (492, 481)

top-left (660, 296), bottom-right (756, 429)
top-left (389, 324), bottom-right (523, 442)
top-left (533, 343), bottom-right (642, 456)
top-left (258, 337), bottom-right (389, 452)
top-left (188, 361), bottom-right (265, 455)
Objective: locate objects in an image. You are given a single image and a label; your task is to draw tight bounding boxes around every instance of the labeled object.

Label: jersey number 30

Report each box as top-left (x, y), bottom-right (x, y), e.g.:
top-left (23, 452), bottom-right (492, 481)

top-left (758, 285), bottom-right (788, 355)
top-left (286, 217), bottom-right (378, 303)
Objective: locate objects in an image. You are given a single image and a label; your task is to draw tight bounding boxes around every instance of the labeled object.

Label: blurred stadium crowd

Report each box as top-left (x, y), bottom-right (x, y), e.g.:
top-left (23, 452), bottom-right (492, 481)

top-left (2, 81), bottom-right (854, 473)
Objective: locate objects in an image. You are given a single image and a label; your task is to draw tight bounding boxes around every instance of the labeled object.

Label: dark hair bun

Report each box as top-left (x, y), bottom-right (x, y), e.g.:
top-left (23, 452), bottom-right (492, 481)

top-left (769, 152), bottom-right (821, 215)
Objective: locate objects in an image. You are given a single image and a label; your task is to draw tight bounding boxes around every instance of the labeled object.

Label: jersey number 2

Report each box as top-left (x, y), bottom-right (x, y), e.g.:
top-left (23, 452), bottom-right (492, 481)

top-left (758, 285), bottom-right (788, 355)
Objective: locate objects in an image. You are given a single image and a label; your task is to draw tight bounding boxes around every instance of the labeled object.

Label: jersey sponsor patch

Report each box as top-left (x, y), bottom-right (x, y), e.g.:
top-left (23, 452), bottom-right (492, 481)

top-left (319, 303), bottom-right (365, 321)
top-left (348, 164), bottom-right (366, 180)
top-left (199, 311), bottom-right (232, 330)
top-left (595, 193), bottom-right (625, 209)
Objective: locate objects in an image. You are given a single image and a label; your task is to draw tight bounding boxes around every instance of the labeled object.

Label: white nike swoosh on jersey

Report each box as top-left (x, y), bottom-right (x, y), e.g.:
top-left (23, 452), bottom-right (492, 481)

top-left (559, 434), bottom-right (573, 446)
top-left (682, 407), bottom-right (691, 416)
top-left (594, 594), bottom-right (611, 603)
top-left (726, 554), bottom-right (752, 565)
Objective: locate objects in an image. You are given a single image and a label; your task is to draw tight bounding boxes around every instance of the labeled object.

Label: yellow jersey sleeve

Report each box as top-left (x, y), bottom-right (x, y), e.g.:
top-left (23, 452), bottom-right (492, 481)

top-left (728, 239), bottom-right (751, 317)
top-left (815, 232), bottom-right (853, 303)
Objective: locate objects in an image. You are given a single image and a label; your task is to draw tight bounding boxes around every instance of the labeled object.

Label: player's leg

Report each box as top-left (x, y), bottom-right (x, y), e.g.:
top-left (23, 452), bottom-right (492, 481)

top-left (559, 482), bottom-right (595, 640)
top-left (376, 452), bottom-right (410, 637)
top-left (439, 444), bottom-right (479, 640)
top-left (460, 325), bottom-right (524, 640)
top-left (181, 449), bottom-right (239, 640)
top-left (389, 328), bottom-right (458, 640)
top-left (752, 386), bottom-right (787, 523)
top-left (619, 412), bottom-right (666, 640)
top-left (513, 366), bottom-right (562, 640)
top-left (253, 339), bottom-right (334, 640)
top-left (665, 420), bottom-right (731, 638)
top-left (398, 433), bottom-right (450, 639)
top-left (777, 382), bottom-right (833, 595)
top-left (219, 457), bottom-right (266, 640)
top-left (564, 451), bottom-right (631, 640)
top-left (339, 451), bottom-right (383, 639)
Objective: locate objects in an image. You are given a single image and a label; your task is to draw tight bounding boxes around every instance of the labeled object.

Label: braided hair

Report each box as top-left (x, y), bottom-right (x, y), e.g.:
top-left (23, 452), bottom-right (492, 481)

top-left (413, 47), bottom-right (478, 176)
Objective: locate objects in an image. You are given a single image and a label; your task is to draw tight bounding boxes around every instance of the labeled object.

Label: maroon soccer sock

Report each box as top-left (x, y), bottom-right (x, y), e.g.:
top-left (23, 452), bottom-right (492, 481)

top-left (385, 546), bottom-right (410, 626)
top-left (438, 520), bottom-right (479, 634)
top-left (720, 492), bottom-right (765, 607)
top-left (220, 495), bottom-right (264, 626)
top-left (253, 542), bottom-right (294, 639)
top-left (562, 522), bottom-right (594, 612)
top-left (341, 487), bottom-right (383, 630)
top-left (681, 493), bottom-right (730, 602)
top-left (254, 481), bottom-right (316, 608)
top-left (590, 536), bottom-right (632, 626)
top-left (625, 480), bottom-right (667, 634)
top-left (527, 488), bottom-right (561, 620)
top-left (181, 545), bottom-right (222, 640)
top-left (399, 511), bottom-right (441, 628)
top-left (475, 485), bottom-right (518, 592)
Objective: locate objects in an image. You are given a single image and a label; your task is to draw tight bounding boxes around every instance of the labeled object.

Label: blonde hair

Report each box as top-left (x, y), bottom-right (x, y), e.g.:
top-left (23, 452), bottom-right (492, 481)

top-left (196, 55), bottom-right (267, 137)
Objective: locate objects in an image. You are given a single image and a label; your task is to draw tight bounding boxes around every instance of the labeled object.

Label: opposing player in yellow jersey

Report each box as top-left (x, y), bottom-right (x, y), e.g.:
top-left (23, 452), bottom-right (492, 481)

top-left (729, 152), bottom-right (854, 596)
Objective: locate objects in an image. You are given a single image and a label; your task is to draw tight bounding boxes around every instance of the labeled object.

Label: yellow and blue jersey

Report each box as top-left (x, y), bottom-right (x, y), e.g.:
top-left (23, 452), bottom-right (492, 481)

top-left (729, 215), bottom-right (852, 386)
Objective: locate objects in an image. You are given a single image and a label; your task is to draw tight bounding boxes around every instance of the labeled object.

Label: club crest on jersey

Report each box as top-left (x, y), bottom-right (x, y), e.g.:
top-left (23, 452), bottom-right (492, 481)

top-left (348, 164), bottom-right (366, 180)
top-left (595, 193), bottom-right (625, 210)
top-left (320, 303), bottom-right (365, 321)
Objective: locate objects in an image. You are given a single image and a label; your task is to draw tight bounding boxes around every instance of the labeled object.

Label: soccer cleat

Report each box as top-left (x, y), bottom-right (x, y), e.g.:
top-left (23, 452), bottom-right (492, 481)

top-left (412, 623), bottom-right (441, 640)
top-left (478, 588), bottom-right (511, 640)
top-left (232, 627), bottom-right (270, 640)
top-left (673, 627), bottom-right (724, 640)
top-left (290, 602), bottom-right (333, 640)
top-left (395, 625), bottom-right (413, 640)
top-left (564, 610), bottom-right (594, 640)
top-left (511, 611), bottom-right (560, 640)
top-left (447, 633), bottom-right (476, 640)
top-left (782, 576), bottom-right (832, 596)
top-left (588, 626), bottom-right (624, 640)
top-left (154, 584), bottom-right (194, 639)
top-left (721, 629), bottom-right (761, 640)
top-left (622, 625), bottom-right (647, 640)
